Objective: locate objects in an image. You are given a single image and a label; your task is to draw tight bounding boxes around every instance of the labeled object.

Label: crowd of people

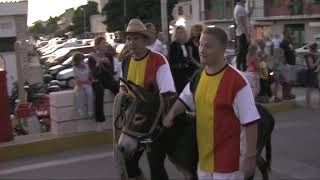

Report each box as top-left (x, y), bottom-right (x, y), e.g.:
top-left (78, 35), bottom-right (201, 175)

top-left (234, 0), bottom-right (319, 106)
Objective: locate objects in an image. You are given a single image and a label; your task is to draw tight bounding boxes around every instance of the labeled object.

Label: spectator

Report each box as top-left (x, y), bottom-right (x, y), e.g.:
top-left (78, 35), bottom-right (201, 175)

top-left (72, 53), bottom-right (94, 117)
top-left (305, 43), bottom-right (319, 108)
top-left (234, 0), bottom-right (253, 71)
top-left (145, 23), bottom-right (167, 56)
top-left (272, 34), bottom-right (282, 49)
top-left (271, 48), bottom-right (286, 102)
top-left (88, 36), bottom-right (120, 124)
top-left (246, 44), bottom-right (260, 97)
top-left (257, 39), bottom-right (272, 99)
top-left (169, 26), bottom-right (193, 93)
top-left (256, 51), bottom-right (270, 103)
top-left (186, 24), bottom-right (203, 69)
top-left (280, 29), bottom-right (296, 100)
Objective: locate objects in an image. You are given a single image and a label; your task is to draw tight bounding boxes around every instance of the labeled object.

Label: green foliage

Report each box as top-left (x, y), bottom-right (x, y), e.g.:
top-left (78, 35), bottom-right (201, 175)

top-left (102, 0), bottom-right (178, 32)
top-left (29, 21), bottom-right (46, 35)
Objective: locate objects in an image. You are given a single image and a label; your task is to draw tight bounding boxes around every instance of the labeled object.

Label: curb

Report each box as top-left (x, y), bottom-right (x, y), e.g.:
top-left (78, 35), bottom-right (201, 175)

top-left (0, 99), bottom-right (297, 161)
top-left (0, 130), bottom-right (113, 161)
top-left (262, 99), bottom-right (297, 113)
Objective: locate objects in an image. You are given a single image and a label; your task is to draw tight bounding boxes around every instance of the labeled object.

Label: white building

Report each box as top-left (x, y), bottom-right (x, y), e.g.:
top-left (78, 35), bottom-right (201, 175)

top-left (188, 0), bottom-right (320, 47)
top-left (89, 0), bottom-right (109, 35)
top-left (0, 0), bottom-right (28, 94)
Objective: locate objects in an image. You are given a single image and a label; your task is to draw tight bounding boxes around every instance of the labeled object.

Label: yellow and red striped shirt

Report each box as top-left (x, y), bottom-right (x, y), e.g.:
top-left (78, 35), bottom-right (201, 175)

top-left (179, 65), bottom-right (260, 173)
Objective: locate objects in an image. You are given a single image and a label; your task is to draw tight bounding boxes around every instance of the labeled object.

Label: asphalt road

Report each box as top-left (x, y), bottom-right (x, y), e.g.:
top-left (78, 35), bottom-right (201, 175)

top-left (1, 106), bottom-right (320, 180)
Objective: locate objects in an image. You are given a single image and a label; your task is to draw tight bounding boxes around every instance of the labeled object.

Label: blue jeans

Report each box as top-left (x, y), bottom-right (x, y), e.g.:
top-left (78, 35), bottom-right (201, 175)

top-left (74, 84), bottom-right (94, 114)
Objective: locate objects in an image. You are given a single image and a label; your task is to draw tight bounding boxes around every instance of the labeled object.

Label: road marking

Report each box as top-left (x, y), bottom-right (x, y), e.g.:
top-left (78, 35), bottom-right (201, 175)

top-left (0, 152), bottom-right (113, 175)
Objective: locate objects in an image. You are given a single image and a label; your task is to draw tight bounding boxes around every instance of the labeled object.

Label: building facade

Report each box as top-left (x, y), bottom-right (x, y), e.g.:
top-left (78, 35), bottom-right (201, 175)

top-left (189, 0), bottom-right (320, 48)
top-left (0, 0), bottom-right (28, 94)
top-left (57, 8), bottom-right (74, 33)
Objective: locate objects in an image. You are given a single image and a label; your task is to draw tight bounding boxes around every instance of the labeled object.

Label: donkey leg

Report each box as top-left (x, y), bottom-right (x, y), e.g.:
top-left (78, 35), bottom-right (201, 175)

top-left (174, 165), bottom-right (197, 180)
top-left (146, 140), bottom-right (169, 180)
top-left (257, 155), bottom-right (269, 180)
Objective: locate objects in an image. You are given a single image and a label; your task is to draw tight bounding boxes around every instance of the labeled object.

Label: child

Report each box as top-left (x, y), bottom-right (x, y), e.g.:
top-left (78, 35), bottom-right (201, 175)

top-left (271, 48), bottom-right (286, 102)
top-left (246, 44), bottom-right (260, 97)
top-left (256, 51), bottom-right (270, 103)
top-left (73, 53), bottom-right (94, 117)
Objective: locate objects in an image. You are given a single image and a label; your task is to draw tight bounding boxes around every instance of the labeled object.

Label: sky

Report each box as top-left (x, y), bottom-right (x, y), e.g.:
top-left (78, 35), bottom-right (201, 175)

top-left (26, 0), bottom-right (88, 26)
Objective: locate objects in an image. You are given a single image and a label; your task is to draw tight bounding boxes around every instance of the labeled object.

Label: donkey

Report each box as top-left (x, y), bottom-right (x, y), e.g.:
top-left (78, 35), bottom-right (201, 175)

top-left (113, 79), bottom-right (274, 180)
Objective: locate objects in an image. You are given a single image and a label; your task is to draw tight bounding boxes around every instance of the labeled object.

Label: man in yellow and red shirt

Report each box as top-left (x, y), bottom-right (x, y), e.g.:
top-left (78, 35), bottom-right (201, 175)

top-left (163, 27), bottom-right (260, 180)
top-left (119, 19), bottom-right (176, 180)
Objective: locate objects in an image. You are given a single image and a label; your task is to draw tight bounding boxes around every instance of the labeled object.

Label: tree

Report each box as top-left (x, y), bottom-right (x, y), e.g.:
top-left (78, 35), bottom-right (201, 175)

top-left (102, 0), bottom-right (178, 32)
top-left (70, 1), bottom-right (99, 36)
top-left (46, 16), bottom-right (59, 34)
top-left (29, 21), bottom-right (46, 36)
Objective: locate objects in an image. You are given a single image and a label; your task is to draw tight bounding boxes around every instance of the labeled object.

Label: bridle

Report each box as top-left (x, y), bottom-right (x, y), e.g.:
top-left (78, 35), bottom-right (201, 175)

top-left (114, 92), bottom-right (165, 146)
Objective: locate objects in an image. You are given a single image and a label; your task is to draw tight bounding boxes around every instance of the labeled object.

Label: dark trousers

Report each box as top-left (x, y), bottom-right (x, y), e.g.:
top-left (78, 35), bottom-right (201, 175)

top-left (236, 34), bottom-right (249, 71)
top-left (92, 81), bottom-right (105, 122)
top-left (125, 138), bottom-right (168, 180)
top-left (259, 79), bottom-right (269, 97)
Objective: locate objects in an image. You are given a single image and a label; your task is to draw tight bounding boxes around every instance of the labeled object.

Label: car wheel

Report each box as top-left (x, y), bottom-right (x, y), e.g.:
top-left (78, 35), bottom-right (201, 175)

top-left (67, 78), bottom-right (75, 88)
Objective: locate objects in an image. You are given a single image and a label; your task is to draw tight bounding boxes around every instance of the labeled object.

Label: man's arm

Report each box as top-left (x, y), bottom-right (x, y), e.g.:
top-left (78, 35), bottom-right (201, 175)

top-left (163, 99), bottom-right (188, 127)
top-left (244, 123), bottom-right (257, 157)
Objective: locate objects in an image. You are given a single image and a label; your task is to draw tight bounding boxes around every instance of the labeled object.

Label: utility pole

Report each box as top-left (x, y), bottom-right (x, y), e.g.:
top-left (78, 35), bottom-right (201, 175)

top-left (160, 0), bottom-right (169, 46)
top-left (14, 41), bottom-right (25, 103)
top-left (83, 7), bottom-right (86, 38)
top-left (124, 0), bottom-right (127, 30)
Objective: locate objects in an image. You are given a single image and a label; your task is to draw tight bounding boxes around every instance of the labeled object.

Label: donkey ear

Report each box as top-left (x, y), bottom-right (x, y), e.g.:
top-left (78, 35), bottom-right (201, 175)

top-left (119, 78), bottom-right (148, 102)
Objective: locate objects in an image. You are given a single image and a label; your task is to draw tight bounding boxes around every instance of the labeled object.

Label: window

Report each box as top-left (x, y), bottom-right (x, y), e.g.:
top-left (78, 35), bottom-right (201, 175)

top-left (225, 0), bottom-right (234, 18)
top-left (208, 0), bottom-right (224, 18)
top-left (271, 0), bottom-right (286, 7)
top-left (178, 6), bottom-right (183, 15)
top-left (0, 37), bottom-right (16, 53)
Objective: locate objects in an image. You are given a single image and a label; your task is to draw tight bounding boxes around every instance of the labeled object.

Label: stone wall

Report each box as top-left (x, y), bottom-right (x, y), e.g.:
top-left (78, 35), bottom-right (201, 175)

top-left (50, 90), bottom-right (114, 135)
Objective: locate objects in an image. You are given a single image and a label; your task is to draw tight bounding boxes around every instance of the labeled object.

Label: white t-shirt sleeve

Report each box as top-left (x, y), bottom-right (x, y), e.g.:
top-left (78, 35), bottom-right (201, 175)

top-left (233, 83), bottom-right (260, 125)
top-left (179, 83), bottom-right (195, 111)
top-left (156, 58), bottom-right (176, 93)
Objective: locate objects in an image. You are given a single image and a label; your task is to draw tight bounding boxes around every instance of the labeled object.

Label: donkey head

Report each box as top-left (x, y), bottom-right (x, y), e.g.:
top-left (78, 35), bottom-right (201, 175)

top-left (117, 78), bottom-right (162, 156)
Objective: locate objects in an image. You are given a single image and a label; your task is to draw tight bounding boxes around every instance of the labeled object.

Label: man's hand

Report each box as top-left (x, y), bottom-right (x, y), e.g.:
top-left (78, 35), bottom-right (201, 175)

top-left (243, 155), bottom-right (256, 179)
top-left (162, 112), bottom-right (175, 128)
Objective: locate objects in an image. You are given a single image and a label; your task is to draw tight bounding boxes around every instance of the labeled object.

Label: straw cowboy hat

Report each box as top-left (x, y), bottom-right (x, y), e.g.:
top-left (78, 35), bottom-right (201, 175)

top-left (125, 18), bottom-right (152, 40)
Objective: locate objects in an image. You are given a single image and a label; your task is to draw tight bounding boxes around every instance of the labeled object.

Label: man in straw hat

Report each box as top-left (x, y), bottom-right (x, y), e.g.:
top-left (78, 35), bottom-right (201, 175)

top-left (118, 18), bottom-right (176, 180)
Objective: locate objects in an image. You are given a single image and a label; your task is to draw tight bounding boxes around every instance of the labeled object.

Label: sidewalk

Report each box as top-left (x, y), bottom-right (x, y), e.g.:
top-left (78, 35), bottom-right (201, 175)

top-left (2, 87), bottom-right (316, 161)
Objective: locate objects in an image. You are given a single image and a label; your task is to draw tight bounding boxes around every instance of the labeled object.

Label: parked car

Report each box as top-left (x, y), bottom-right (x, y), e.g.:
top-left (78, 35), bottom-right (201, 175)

top-left (48, 55), bottom-right (89, 77)
top-left (56, 68), bottom-right (75, 88)
top-left (44, 46), bottom-right (94, 68)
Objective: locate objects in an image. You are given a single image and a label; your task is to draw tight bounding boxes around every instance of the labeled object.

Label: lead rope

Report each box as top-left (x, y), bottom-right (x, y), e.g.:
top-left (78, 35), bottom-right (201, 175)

top-left (113, 94), bottom-right (129, 180)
